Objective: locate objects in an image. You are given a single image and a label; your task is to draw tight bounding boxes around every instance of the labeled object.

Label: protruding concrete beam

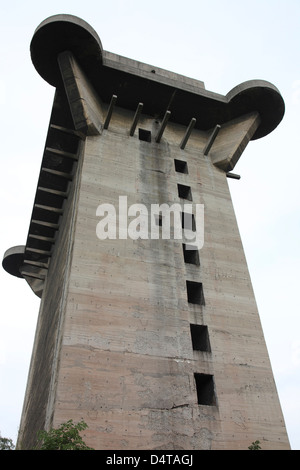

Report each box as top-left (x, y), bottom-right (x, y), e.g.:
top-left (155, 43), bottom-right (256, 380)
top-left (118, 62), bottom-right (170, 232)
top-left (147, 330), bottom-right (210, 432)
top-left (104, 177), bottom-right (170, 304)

top-left (226, 172), bottom-right (241, 180)
top-left (130, 103), bottom-right (143, 136)
top-left (24, 259), bottom-right (49, 269)
top-left (19, 270), bottom-right (46, 281)
top-left (50, 124), bottom-right (86, 140)
top-left (41, 167), bottom-right (73, 181)
top-left (28, 234), bottom-right (56, 244)
top-left (104, 95), bottom-right (117, 129)
top-left (155, 110), bottom-right (171, 143)
top-left (25, 247), bottom-right (52, 257)
top-left (37, 186), bottom-right (68, 198)
top-left (34, 204), bottom-right (63, 215)
top-left (180, 118), bottom-right (196, 149)
top-left (45, 147), bottom-right (78, 161)
top-left (32, 219), bottom-right (60, 230)
top-left (203, 125), bottom-right (221, 155)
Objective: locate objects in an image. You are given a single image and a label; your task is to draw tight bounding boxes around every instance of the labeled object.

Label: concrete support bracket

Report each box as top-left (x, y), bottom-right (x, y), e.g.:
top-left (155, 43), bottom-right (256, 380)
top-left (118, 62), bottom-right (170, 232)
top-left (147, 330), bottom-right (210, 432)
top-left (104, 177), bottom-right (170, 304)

top-left (58, 50), bottom-right (104, 136)
top-left (209, 112), bottom-right (261, 172)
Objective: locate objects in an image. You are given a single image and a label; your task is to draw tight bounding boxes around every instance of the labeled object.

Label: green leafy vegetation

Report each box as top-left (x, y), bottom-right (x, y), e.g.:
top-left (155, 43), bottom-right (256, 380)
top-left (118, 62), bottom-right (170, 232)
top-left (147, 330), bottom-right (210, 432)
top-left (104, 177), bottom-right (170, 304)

top-left (0, 434), bottom-right (15, 450)
top-left (36, 419), bottom-right (94, 450)
top-left (248, 440), bottom-right (262, 450)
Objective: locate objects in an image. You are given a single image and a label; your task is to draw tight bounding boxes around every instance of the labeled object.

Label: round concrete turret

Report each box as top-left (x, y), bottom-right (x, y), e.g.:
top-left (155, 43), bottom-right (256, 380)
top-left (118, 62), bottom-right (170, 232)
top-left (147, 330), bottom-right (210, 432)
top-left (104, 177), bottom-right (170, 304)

top-left (30, 14), bottom-right (103, 87)
top-left (2, 246), bottom-right (25, 278)
top-left (226, 80), bottom-right (285, 140)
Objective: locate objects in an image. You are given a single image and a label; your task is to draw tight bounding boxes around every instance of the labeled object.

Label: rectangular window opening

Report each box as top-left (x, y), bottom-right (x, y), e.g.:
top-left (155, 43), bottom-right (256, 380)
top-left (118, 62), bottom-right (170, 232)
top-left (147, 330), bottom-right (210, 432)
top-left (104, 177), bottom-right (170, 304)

top-left (177, 184), bottom-right (192, 201)
top-left (190, 324), bottom-right (211, 352)
top-left (174, 159), bottom-right (188, 174)
top-left (181, 212), bottom-right (196, 231)
top-left (139, 128), bottom-right (151, 142)
top-left (186, 280), bottom-right (205, 305)
top-left (182, 244), bottom-right (200, 265)
top-left (194, 373), bottom-right (216, 406)
top-left (154, 214), bottom-right (163, 226)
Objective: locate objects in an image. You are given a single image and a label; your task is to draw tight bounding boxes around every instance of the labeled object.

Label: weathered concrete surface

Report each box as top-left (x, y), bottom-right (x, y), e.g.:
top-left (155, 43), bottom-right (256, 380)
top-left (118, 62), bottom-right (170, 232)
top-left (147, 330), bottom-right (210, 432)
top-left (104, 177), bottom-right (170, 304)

top-left (16, 119), bottom-right (86, 449)
top-left (58, 51), bottom-right (104, 135)
top-left (45, 107), bottom-right (288, 449)
top-left (210, 112), bottom-right (261, 171)
top-left (8, 15), bottom-right (290, 450)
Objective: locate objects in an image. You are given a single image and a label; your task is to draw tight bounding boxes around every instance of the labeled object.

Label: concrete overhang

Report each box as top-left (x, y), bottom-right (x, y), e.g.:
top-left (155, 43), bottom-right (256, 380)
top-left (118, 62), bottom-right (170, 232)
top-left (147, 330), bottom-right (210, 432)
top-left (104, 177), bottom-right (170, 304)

top-left (3, 14), bottom-right (285, 289)
top-left (30, 14), bottom-right (285, 141)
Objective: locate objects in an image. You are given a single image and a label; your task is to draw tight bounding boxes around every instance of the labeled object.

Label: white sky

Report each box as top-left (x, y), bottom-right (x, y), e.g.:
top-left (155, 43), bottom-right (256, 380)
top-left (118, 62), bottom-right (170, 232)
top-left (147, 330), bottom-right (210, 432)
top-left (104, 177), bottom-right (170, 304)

top-left (0, 0), bottom-right (299, 450)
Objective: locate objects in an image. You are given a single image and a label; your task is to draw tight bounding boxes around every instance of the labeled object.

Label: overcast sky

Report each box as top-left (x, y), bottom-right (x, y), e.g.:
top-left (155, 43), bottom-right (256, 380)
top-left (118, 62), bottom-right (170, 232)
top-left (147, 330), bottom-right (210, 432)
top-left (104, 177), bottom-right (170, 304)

top-left (0, 0), bottom-right (299, 450)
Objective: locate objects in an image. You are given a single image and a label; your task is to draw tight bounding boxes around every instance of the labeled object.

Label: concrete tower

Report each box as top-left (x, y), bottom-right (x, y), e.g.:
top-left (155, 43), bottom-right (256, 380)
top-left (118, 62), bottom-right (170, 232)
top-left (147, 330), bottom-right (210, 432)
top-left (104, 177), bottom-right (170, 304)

top-left (3, 15), bottom-right (290, 450)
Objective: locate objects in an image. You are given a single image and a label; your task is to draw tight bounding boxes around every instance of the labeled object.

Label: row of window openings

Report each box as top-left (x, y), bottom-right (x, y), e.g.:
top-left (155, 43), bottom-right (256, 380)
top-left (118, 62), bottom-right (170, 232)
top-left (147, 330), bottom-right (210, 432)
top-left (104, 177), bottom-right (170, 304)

top-left (128, 136), bottom-right (215, 405)
top-left (161, 160), bottom-right (193, 226)
top-left (146, 149), bottom-right (215, 406)
top-left (190, 291), bottom-right (216, 406)
top-left (189, 280), bottom-right (216, 406)
top-left (174, 157), bottom-right (216, 407)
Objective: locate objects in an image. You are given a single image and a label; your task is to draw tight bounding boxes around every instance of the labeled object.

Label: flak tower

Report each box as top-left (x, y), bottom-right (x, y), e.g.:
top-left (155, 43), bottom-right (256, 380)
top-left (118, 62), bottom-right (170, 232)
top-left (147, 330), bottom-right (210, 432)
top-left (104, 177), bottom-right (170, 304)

top-left (3, 15), bottom-right (290, 450)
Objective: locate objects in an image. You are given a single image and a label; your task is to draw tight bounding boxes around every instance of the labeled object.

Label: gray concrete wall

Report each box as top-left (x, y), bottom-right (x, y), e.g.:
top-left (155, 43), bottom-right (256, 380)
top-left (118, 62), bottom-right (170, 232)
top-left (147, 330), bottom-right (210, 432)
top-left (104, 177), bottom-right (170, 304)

top-left (45, 106), bottom-right (289, 449)
top-left (16, 133), bottom-right (85, 450)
